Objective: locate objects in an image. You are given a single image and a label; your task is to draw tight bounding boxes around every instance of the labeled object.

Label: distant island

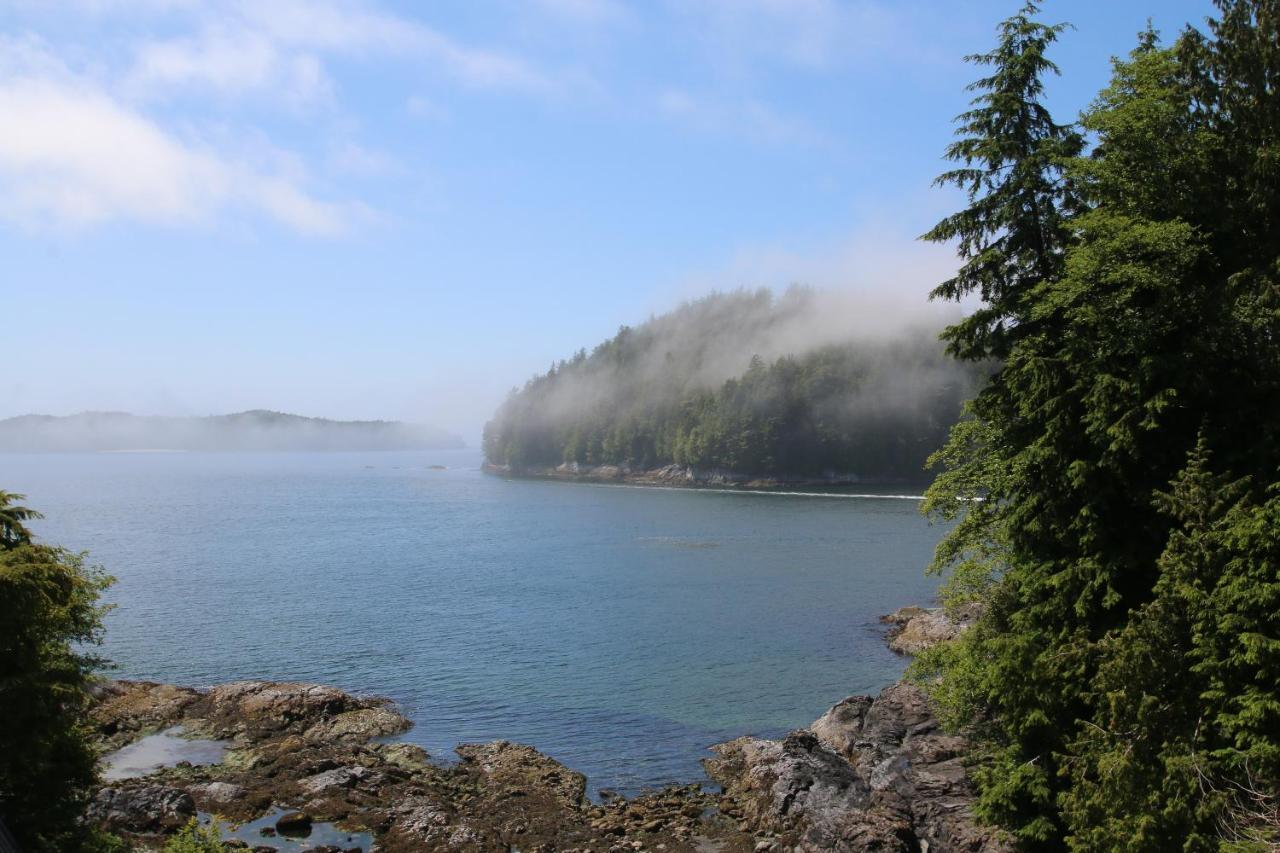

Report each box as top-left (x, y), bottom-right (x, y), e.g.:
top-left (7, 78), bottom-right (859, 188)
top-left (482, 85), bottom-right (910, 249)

top-left (483, 288), bottom-right (988, 484)
top-left (0, 410), bottom-right (465, 452)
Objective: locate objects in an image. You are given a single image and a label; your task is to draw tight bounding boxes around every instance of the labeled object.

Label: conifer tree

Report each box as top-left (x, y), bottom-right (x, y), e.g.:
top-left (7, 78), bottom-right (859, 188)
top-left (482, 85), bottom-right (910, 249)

top-left (919, 2), bottom-right (1280, 848)
top-left (922, 1), bottom-right (1083, 361)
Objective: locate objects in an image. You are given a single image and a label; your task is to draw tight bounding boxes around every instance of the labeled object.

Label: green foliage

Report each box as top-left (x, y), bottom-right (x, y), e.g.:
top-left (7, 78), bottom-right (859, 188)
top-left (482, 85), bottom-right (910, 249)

top-left (0, 493), bottom-right (116, 852)
top-left (922, 0), bottom-right (1084, 360)
top-left (484, 289), bottom-right (985, 480)
top-left (919, 2), bottom-right (1280, 849)
top-left (164, 819), bottom-right (225, 852)
top-left (0, 489), bottom-right (43, 549)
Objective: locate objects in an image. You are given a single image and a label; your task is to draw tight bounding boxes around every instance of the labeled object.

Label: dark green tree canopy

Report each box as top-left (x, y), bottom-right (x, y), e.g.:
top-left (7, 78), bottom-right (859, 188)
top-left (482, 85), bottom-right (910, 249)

top-left (918, 1), bottom-right (1280, 849)
top-left (0, 493), bottom-right (115, 852)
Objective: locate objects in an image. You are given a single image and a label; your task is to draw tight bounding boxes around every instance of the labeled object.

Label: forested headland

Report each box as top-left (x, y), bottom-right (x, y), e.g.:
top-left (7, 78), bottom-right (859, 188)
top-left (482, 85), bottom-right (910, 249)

top-left (483, 288), bottom-right (988, 482)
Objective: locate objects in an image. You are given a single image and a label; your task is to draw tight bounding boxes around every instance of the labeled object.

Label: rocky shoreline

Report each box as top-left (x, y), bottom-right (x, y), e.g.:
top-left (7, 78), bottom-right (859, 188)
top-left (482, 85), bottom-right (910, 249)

top-left (88, 609), bottom-right (1004, 852)
top-left (482, 462), bottom-right (920, 491)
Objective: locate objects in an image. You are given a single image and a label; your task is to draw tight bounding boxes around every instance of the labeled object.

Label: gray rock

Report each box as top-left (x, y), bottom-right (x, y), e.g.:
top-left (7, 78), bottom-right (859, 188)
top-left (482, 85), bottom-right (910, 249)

top-left (86, 784), bottom-right (196, 834)
top-left (189, 781), bottom-right (246, 808)
top-left (705, 683), bottom-right (1010, 852)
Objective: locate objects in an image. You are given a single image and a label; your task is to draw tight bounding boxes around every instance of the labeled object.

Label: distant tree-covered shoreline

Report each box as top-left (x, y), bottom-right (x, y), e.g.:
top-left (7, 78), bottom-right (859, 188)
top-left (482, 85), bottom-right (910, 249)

top-left (484, 289), bottom-right (986, 481)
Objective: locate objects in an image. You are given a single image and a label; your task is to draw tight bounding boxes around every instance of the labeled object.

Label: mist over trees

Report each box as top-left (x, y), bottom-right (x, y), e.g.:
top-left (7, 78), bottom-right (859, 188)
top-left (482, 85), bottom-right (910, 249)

top-left (0, 410), bottom-right (464, 452)
top-left (483, 288), bottom-right (987, 480)
top-left (917, 1), bottom-right (1280, 849)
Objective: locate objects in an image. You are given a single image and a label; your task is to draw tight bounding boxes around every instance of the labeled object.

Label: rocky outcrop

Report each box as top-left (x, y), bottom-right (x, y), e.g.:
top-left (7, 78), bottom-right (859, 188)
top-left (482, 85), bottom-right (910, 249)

top-left (705, 682), bottom-right (1008, 852)
top-left (91, 680), bottom-right (202, 750)
top-left (881, 604), bottom-right (982, 655)
top-left (92, 680), bottom-right (754, 853)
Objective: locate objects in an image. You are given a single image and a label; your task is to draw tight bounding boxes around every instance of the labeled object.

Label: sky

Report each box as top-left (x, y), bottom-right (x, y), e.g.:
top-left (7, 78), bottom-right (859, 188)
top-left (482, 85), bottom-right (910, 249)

top-left (1, 0), bottom-right (1218, 441)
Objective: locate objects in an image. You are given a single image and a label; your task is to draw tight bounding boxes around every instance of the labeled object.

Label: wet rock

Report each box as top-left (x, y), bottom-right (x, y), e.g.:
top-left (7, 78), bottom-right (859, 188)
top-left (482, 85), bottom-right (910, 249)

top-left (87, 784), bottom-right (196, 834)
top-left (275, 810), bottom-right (312, 835)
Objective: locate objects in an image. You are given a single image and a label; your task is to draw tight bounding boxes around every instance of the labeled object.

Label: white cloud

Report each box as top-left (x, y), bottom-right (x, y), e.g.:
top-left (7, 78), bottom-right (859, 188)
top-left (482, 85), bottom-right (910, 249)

top-left (0, 68), bottom-right (350, 233)
top-left (128, 28), bottom-right (332, 105)
top-left (125, 0), bottom-right (558, 101)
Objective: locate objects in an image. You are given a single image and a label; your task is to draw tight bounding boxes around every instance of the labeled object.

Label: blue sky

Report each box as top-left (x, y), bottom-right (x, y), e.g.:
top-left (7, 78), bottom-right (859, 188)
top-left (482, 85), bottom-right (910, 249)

top-left (1, 0), bottom-right (1216, 439)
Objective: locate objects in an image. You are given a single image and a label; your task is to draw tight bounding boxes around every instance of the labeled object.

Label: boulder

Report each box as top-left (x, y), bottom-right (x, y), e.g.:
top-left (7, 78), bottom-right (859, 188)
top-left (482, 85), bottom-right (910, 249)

top-left (274, 810), bottom-right (312, 835)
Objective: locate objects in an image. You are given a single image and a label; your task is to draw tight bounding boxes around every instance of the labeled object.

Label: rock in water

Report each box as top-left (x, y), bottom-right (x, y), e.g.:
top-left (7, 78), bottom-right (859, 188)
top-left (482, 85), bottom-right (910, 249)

top-left (275, 810), bottom-right (312, 836)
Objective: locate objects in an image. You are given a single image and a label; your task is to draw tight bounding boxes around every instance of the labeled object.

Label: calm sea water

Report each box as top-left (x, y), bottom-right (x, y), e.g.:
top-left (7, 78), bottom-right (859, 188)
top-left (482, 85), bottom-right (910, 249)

top-left (2, 449), bottom-right (944, 794)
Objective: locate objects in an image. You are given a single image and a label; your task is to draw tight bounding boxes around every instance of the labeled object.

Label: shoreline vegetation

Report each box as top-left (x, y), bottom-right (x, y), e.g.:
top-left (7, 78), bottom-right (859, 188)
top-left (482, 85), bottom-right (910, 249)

top-left (85, 608), bottom-right (997, 853)
top-left (481, 460), bottom-right (930, 491)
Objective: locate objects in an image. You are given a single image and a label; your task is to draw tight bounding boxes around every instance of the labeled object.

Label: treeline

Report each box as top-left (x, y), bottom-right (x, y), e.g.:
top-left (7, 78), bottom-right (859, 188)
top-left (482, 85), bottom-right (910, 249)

top-left (483, 290), bottom-right (985, 480)
top-left (917, 2), bottom-right (1279, 851)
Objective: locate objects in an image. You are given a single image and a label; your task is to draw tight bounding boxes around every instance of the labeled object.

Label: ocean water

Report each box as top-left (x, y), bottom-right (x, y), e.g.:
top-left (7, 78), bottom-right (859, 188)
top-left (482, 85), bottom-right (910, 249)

top-left (2, 449), bottom-right (945, 794)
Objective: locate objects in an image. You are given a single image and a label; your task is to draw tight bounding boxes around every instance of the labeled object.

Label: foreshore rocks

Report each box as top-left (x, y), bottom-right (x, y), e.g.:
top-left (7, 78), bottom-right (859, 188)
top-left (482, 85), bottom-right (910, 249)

top-left (482, 461), bottom-right (911, 490)
top-left (90, 679), bottom-right (753, 852)
top-left (89, 606), bottom-right (994, 851)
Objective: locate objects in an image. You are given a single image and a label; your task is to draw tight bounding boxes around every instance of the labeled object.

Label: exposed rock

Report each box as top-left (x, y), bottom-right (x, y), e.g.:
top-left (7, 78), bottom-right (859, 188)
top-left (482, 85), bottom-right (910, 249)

top-left (275, 810), bottom-right (312, 835)
top-left (304, 707), bottom-right (410, 743)
top-left (87, 784), bottom-right (196, 834)
top-left (455, 739), bottom-right (587, 809)
top-left (196, 681), bottom-right (376, 740)
top-left (705, 682), bottom-right (1009, 852)
top-left (91, 681), bottom-right (202, 750)
top-left (881, 603), bottom-right (982, 655)
top-left (90, 602), bottom-right (988, 853)
top-left (188, 781), bottom-right (246, 808)
top-left (91, 679), bottom-right (756, 853)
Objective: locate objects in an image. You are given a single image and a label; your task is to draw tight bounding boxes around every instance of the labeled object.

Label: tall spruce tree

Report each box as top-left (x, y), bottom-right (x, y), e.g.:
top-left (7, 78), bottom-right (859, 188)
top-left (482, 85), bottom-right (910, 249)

top-left (919, 2), bottom-right (1280, 849)
top-left (922, 0), bottom-right (1083, 361)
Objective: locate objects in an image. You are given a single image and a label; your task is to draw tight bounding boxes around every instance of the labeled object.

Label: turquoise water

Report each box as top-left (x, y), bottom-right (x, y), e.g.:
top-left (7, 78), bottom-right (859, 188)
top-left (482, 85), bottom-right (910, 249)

top-left (2, 449), bottom-right (943, 793)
